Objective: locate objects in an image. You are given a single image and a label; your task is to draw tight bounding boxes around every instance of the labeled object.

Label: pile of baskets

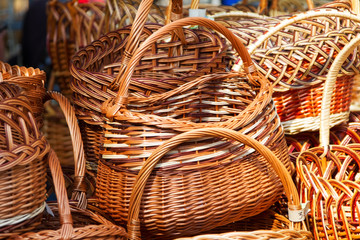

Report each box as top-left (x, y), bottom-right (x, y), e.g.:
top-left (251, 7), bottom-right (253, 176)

top-left (3, 0), bottom-right (360, 239)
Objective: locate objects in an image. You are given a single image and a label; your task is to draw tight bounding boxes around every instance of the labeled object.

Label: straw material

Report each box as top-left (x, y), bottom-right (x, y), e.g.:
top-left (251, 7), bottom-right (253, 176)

top-left (0, 61), bottom-right (46, 127)
top-left (124, 128), bottom-right (308, 239)
top-left (231, 8), bottom-right (360, 134)
top-left (90, 18), bottom-right (292, 239)
top-left (0, 83), bottom-right (50, 237)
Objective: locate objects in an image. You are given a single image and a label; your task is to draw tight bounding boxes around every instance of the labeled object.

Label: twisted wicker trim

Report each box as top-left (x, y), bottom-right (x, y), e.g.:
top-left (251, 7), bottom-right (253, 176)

top-left (0, 203), bottom-right (45, 228)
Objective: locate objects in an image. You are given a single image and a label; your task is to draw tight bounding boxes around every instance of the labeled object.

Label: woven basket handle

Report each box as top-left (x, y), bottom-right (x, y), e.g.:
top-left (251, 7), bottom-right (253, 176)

top-left (48, 149), bottom-right (74, 240)
top-left (103, 17), bottom-right (256, 118)
top-left (320, 34), bottom-right (360, 150)
top-left (46, 92), bottom-right (87, 209)
top-left (108, 0), bottom-right (183, 90)
top-left (126, 128), bottom-right (302, 240)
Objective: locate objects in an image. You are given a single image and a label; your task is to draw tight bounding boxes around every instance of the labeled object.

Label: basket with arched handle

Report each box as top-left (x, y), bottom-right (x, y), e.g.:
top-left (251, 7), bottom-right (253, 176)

top-left (122, 128), bottom-right (311, 239)
top-left (70, 0), bottom-right (237, 171)
top-left (232, 8), bottom-right (360, 134)
top-left (91, 17), bottom-right (291, 239)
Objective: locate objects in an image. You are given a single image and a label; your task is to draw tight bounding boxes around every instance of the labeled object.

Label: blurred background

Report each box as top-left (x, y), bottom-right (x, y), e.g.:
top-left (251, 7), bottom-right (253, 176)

top-left (0, 0), bottom-right (217, 72)
top-left (0, 0), bottom-right (31, 66)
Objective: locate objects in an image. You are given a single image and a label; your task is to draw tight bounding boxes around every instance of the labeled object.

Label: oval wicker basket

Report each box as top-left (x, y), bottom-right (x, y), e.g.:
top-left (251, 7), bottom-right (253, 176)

top-left (91, 17), bottom-right (291, 239)
top-left (70, 0), bottom-right (233, 170)
top-left (231, 8), bottom-right (360, 134)
top-left (0, 83), bottom-right (50, 238)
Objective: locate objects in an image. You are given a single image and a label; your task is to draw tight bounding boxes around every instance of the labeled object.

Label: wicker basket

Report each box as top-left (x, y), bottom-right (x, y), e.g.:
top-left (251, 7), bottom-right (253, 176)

top-left (0, 83), bottom-right (50, 238)
top-left (0, 61), bottom-right (46, 127)
top-left (89, 17), bottom-right (292, 239)
top-left (296, 33), bottom-right (360, 240)
top-left (9, 150), bottom-right (128, 240)
top-left (122, 128), bottom-right (311, 239)
top-left (231, 8), bottom-right (360, 134)
top-left (70, 0), bottom-right (234, 170)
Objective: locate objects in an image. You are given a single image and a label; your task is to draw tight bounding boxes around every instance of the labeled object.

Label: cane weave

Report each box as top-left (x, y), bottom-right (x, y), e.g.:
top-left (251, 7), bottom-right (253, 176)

top-left (9, 150), bottom-right (128, 240)
top-left (92, 18), bottom-right (291, 239)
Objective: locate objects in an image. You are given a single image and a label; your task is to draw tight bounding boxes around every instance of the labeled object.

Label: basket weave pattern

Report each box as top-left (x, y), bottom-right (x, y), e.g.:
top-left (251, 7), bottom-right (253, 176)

top-left (70, 24), bottom-right (229, 167)
top-left (0, 61), bottom-right (46, 127)
top-left (0, 83), bottom-right (49, 235)
top-left (90, 18), bottom-right (293, 239)
top-left (47, 0), bottom-right (107, 98)
top-left (297, 141), bottom-right (360, 239)
top-left (231, 9), bottom-right (360, 134)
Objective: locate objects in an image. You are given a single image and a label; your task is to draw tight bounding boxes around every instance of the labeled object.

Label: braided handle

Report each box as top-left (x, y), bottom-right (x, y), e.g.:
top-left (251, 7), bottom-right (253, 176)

top-left (109, 0), bottom-right (184, 90)
top-left (127, 128), bottom-right (302, 240)
top-left (103, 17), bottom-right (257, 118)
top-left (46, 91), bottom-right (87, 209)
top-left (320, 34), bottom-right (360, 149)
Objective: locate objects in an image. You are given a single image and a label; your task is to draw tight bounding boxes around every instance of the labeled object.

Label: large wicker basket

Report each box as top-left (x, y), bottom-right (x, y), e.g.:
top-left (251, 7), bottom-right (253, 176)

top-left (231, 7), bottom-right (360, 134)
top-left (86, 17), bottom-right (292, 239)
top-left (0, 83), bottom-right (50, 238)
